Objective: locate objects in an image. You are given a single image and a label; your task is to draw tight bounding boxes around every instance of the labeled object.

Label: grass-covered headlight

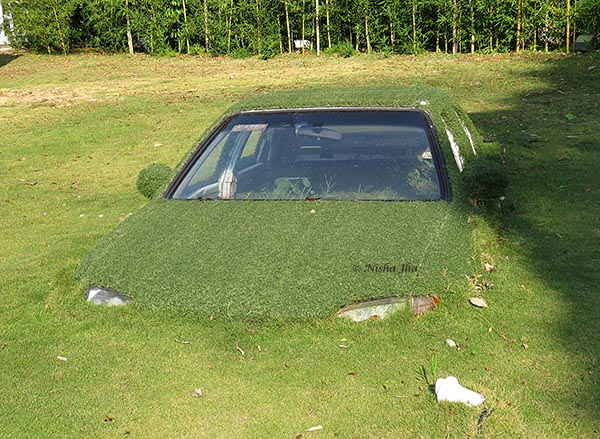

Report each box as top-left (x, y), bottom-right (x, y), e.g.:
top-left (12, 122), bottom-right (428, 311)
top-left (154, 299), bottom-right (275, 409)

top-left (86, 286), bottom-right (132, 306)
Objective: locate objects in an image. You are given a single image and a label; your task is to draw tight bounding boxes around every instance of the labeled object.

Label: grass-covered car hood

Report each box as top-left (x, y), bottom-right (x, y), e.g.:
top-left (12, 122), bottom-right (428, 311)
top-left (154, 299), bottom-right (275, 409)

top-left (77, 199), bottom-right (473, 319)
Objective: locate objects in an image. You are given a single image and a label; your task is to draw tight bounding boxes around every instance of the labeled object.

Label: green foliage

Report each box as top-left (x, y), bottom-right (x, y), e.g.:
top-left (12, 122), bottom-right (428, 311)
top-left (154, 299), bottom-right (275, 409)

top-left (8, 0), bottom-right (78, 54)
top-left (462, 158), bottom-right (508, 202)
top-left (136, 163), bottom-right (174, 199)
top-left (324, 41), bottom-right (355, 57)
top-left (5, 0), bottom-right (586, 55)
top-left (577, 0), bottom-right (600, 34)
top-left (407, 157), bottom-right (438, 197)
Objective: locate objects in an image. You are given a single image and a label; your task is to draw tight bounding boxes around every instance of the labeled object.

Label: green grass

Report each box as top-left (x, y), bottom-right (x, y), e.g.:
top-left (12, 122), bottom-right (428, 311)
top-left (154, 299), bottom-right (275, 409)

top-left (1, 51), bottom-right (599, 438)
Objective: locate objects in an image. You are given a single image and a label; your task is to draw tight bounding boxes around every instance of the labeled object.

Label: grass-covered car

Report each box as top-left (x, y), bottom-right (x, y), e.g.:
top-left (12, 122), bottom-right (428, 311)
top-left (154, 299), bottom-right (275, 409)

top-left (76, 86), bottom-right (502, 320)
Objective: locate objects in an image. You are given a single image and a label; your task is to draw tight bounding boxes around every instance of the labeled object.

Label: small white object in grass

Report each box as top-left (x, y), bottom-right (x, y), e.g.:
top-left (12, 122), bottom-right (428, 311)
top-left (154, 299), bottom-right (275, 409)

top-left (192, 388), bottom-right (203, 398)
top-left (435, 376), bottom-right (485, 406)
top-left (98, 214), bottom-right (104, 218)
top-left (445, 339), bottom-right (457, 348)
top-left (306, 425), bottom-right (323, 432)
top-left (309, 209), bottom-right (316, 214)
top-left (57, 356), bottom-right (68, 362)
top-left (419, 100), bottom-right (429, 106)
top-left (470, 297), bottom-right (488, 308)
top-left (79, 214), bottom-right (84, 218)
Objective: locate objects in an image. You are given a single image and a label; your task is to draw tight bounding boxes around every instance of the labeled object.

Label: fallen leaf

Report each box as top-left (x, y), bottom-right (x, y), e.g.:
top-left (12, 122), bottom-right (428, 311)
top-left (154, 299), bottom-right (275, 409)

top-left (522, 343), bottom-right (529, 350)
top-left (565, 113), bottom-right (577, 121)
top-left (57, 356), bottom-right (68, 362)
top-left (484, 263), bottom-right (495, 273)
top-left (470, 297), bottom-right (488, 308)
top-left (307, 425), bottom-right (323, 432)
top-left (338, 344), bottom-right (348, 349)
top-left (25, 181), bottom-right (38, 186)
top-left (347, 371), bottom-right (359, 376)
top-left (192, 388), bottom-right (203, 398)
top-left (104, 417), bottom-right (113, 422)
top-left (209, 314), bottom-right (215, 321)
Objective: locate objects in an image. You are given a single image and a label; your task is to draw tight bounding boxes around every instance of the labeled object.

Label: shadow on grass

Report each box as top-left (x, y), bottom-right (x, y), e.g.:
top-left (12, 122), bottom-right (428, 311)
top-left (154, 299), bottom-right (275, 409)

top-left (470, 52), bottom-right (600, 418)
top-left (0, 52), bottom-right (19, 68)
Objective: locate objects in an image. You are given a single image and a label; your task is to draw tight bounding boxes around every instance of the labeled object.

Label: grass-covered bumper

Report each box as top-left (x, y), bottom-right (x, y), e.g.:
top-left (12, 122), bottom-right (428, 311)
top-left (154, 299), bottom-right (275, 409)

top-left (76, 199), bottom-right (474, 319)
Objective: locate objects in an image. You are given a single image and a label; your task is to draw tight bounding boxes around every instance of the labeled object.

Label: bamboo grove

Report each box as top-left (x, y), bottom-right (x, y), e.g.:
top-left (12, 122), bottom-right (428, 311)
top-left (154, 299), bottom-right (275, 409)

top-left (2, 0), bottom-right (599, 56)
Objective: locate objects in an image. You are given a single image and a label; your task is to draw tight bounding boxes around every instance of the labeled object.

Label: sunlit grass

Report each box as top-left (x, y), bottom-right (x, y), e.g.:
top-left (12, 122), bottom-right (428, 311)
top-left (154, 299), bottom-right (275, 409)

top-left (0, 51), bottom-right (598, 438)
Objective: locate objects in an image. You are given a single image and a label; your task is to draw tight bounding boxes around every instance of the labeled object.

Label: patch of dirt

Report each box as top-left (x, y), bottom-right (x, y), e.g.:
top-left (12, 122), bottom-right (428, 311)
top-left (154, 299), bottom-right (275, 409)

top-left (0, 88), bottom-right (102, 108)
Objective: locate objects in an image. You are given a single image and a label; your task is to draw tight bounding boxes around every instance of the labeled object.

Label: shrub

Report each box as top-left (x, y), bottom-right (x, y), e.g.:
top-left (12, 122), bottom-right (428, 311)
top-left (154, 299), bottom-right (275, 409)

top-left (324, 41), bottom-right (355, 58)
top-left (136, 163), bottom-right (173, 199)
top-left (462, 158), bottom-right (508, 201)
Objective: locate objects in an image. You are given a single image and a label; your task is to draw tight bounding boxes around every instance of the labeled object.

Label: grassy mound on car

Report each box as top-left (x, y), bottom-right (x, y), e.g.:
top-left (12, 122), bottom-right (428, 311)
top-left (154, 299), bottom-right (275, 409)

top-left (76, 86), bottom-right (480, 319)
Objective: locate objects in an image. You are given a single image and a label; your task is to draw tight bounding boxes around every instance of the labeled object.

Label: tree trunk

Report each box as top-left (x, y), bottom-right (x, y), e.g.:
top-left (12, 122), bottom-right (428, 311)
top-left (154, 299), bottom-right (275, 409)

top-left (326, 0), bottom-right (332, 49)
top-left (572, 0), bottom-right (577, 51)
top-left (315, 0), bottom-right (320, 55)
top-left (285, 2), bottom-right (292, 52)
top-left (566, 0), bottom-right (571, 53)
top-left (365, 17), bottom-right (371, 54)
top-left (203, 0), bottom-right (209, 53)
top-left (544, 7), bottom-right (549, 52)
top-left (227, 0), bottom-right (233, 53)
top-left (452, 0), bottom-right (458, 54)
top-left (516, 0), bottom-right (520, 52)
top-left (125, 0), bottom-right (134, 55)
top-left (469, 0), bottom-right (475, 53)
top-left (182, 0), bottom-right (190, 54)
top-left (412, 0), bottom-right (417, 54)
top-left (391, 18), bottom-right (396, 52)
top-left (302, 0), bottom-right (306, 54)
top-left (256, 0), bottom-right (262, 54)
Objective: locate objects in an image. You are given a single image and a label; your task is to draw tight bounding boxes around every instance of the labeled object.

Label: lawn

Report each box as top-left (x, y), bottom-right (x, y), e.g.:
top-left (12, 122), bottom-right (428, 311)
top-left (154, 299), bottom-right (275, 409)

top-left (1, 51), bottom-right (599, 438)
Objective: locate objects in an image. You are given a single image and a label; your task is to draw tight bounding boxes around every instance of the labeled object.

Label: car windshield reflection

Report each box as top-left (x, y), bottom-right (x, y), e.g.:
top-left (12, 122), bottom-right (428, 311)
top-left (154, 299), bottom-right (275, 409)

top-left (170, 109), bottom-right (446, 201)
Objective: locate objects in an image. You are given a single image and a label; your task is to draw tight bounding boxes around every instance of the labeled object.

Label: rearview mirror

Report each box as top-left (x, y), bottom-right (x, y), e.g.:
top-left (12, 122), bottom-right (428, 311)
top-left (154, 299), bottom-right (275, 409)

top-left (136, 163), bottom-right (174, 199)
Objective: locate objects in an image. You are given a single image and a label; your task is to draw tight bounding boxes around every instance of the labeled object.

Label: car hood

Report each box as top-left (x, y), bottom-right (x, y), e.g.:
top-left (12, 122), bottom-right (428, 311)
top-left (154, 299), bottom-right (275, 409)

top-left (76, 199), bottom-right (474, 319)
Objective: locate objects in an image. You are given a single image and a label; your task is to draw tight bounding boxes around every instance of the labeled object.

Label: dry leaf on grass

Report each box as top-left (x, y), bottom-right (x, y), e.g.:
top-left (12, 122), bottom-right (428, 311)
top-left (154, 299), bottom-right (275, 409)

top-left (484, 263), bottom-right (495, 273)
top-left (469, 297), bottom-right (488, 308)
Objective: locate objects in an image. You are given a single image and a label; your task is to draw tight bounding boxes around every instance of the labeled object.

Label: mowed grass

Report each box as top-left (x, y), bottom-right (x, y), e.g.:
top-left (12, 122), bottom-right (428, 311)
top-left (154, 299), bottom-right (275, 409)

top-left (1, 52), bottom-right (599, 438)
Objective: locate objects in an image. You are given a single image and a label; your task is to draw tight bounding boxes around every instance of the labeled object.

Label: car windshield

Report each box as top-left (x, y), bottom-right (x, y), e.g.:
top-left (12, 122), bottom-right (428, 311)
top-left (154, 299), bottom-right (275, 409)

top-left (170, 109), bottom-right (445, 201)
